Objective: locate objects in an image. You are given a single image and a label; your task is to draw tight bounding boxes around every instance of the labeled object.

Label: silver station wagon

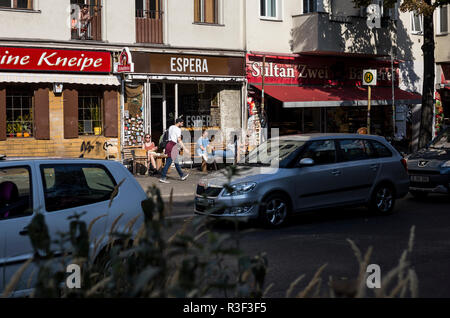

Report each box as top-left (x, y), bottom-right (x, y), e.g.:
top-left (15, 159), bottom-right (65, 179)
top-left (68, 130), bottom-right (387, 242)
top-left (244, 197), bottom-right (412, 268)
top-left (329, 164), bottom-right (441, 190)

top-left (195, 134), bottom-right (410, 227)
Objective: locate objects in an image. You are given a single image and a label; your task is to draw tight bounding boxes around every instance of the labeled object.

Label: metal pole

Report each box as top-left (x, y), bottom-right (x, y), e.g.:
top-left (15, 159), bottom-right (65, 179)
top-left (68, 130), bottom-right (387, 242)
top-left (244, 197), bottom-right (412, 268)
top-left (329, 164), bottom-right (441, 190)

top-left (391, 52), bottom-right (395, 137)
top-left (367, 86), bottom-right (372, 134)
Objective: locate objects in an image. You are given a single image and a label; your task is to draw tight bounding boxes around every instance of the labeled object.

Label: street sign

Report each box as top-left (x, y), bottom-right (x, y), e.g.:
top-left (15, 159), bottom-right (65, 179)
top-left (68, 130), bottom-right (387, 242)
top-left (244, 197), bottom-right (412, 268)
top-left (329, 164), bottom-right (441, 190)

top-left (363, 69), bottom-right (377, 86)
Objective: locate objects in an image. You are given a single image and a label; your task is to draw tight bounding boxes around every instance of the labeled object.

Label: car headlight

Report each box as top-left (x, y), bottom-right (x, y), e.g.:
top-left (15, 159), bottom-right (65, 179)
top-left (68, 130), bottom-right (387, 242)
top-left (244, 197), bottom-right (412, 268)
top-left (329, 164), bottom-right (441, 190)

top-left (223, 182), bottom-right (256, 196)
top-left (442, 160), bottom-right (450, 168)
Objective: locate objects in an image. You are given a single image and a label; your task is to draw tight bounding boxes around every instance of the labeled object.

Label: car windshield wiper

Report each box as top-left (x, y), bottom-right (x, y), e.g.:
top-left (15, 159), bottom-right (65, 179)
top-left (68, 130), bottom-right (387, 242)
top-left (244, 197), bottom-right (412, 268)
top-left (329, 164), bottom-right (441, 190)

top-left (239, 161), bottom-right (271, 166)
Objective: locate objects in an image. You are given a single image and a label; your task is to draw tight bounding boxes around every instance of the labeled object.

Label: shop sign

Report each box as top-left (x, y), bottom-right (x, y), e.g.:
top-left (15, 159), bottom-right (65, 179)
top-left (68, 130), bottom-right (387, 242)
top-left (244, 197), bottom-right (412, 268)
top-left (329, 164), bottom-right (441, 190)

top-left (246, 54), bottom-right (398, 87)
top-left (132, 52), bottom-right (245, 77)
top-left (114, 47), bottom-right (134, 73)
top-left (0, 46), bottom-right (111, 73)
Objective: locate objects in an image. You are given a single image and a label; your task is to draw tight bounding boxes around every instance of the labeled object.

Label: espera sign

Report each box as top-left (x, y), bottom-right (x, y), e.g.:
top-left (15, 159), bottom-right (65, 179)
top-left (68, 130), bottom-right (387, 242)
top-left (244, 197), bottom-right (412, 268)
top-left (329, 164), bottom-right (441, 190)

top-left (0, 46), bottom-right (111, 73)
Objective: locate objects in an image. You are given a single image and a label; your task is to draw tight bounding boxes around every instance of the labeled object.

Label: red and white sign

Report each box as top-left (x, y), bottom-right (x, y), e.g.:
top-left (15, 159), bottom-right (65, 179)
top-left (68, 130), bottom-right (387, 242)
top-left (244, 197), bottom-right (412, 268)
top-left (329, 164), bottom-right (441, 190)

top-left (114, 47), bottom-right (134, 73)
top-left (247, 54), bottom-right (399, 87)
top-left (0, 47), bottom-right (111, 73)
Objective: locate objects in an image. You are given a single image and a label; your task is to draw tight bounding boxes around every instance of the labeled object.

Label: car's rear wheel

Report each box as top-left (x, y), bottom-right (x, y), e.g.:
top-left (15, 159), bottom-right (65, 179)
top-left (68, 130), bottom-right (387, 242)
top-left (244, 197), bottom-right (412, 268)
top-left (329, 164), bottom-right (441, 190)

top-left (259, 193), bottom-right (289, 228)
top-left (369, 183), bottom-right (396, 215)
top-left (410, 190), bottom-right (428, 199)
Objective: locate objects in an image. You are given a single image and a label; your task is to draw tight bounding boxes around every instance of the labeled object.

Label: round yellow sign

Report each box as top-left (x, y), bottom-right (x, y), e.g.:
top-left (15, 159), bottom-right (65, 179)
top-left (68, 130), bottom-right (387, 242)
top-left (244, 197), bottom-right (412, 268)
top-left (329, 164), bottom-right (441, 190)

top-left (364, 72), bottom-right (374, 84)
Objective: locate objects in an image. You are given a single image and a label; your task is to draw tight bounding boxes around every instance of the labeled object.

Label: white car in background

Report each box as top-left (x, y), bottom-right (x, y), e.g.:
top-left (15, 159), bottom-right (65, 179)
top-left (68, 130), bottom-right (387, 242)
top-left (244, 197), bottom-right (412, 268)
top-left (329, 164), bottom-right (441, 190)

top-left (0, 158), bottom-right (146, 296)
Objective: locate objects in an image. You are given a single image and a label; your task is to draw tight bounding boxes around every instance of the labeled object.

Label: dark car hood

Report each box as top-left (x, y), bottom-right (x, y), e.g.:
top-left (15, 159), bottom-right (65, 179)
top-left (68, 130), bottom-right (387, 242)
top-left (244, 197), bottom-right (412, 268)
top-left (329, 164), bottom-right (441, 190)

top-left (408, 148), bottom-right (450, 161)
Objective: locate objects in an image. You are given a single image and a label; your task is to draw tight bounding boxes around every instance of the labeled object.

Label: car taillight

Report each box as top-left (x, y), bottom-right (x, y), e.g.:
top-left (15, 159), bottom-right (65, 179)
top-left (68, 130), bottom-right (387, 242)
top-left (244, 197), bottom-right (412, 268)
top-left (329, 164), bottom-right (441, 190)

top-left (401, 158), bottom-right (408, 172)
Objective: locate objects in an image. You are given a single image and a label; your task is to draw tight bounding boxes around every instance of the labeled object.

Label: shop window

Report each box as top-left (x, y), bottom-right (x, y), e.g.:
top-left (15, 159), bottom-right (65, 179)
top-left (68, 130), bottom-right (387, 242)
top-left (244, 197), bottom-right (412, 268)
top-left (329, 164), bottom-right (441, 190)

top-left (411, 11), bottom-right (423, 34)
top-left (78, 91), bottom-right (103, 136)
top-left (0, 166), bottom-right (33, 220)
top-left (5, 87), bottom-right (34, 138)
top-left (437, 5), bottom-right (448, 34)
top-left (302, 0), bottom-right (316, 14)
top-left (261, 0), bottom-right (282, 19)
top-left (40, 164), bottom-right (116, 212)
top-left (0, 0), bottom-right (33, 9)
top-left (194, 0), bottom-right (219, 24)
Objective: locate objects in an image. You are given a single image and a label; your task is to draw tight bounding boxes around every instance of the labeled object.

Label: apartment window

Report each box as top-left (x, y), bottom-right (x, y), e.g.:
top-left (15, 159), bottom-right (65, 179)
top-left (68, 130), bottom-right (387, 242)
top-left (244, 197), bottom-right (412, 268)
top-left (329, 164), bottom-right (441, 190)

top-left (438, 5), bottom-right (448, 34)
top-left (0, 0), bottom-right (33, 9)
top-left (411, 11), bottom-right (423, 34)
top-left (261, 0), bottom-right (283, 19)
top-left (78, 91), bottom-right (103, 135)
top-left (303, 0), bottom-right (316, 14)
top-left (6, 87), bottom-right (34, 138)
top-left (136, 0), bottom-right (162, 19)
top-left (194, 0), bottom-right (218, 24)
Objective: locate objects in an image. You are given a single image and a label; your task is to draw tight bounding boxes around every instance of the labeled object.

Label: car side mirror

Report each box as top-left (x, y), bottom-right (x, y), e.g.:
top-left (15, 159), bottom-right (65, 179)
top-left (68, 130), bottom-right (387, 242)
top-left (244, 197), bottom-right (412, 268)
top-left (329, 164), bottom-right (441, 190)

top-left (298, 158), bottom-right (315, 167)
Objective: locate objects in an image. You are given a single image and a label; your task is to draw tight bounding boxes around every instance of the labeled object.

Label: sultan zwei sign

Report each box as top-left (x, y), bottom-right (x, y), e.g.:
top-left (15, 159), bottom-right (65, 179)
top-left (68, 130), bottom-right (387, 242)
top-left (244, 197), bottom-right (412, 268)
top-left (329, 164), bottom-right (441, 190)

top-left (0, 47), bottom-right (111, 73)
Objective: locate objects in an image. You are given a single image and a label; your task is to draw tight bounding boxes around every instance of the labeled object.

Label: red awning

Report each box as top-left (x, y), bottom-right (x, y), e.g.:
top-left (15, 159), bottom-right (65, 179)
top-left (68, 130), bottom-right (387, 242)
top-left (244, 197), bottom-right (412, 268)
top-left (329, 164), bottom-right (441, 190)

top-left (252, 85), bottom-right (422, 107)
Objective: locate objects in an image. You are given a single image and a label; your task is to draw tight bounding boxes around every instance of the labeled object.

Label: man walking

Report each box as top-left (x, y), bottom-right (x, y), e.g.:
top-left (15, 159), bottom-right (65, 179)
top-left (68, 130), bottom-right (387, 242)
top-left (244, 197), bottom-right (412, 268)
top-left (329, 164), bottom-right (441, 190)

top-left (159, 118), bottom-right (189, 183)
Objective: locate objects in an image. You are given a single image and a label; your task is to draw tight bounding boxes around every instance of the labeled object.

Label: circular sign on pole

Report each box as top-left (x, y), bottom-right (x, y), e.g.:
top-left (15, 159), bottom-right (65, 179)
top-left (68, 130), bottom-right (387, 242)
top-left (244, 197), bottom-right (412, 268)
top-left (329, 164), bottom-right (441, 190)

top-left (363, 69), bottom-right (377, 86)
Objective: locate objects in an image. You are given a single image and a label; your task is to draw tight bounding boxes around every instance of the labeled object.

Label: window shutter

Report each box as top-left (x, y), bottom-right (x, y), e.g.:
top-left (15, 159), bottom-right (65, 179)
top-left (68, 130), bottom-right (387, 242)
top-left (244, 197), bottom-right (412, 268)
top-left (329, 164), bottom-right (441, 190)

top-left (205, 0), bottom-right (216, 23)
top-left (194, 0), bottom-right (200, 22)
top-left (0, 87), bottom-right (5, 141)
top-left (63, 88), bottom-right (78, 139)
top-left (34, 87), bottom-right (50, 140)
top-left (103, 89), bottom-right (118, 138)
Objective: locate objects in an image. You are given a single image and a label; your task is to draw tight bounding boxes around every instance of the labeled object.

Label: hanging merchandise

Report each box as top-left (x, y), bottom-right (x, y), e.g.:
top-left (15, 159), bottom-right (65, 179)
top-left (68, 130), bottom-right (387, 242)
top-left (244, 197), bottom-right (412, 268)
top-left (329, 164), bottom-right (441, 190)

top-left (247, 96), bottom-right (261, 150)
top-left (124, 84), bottom-right (145, 146)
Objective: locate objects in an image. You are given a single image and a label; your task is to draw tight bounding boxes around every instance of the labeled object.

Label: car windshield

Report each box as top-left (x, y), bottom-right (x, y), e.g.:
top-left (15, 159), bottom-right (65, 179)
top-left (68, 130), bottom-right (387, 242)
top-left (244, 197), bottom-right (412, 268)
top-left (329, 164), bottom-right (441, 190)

top-left (240, 139), bottom-right (306, 165)
top-left (430, 129), bottom-right (450, 149)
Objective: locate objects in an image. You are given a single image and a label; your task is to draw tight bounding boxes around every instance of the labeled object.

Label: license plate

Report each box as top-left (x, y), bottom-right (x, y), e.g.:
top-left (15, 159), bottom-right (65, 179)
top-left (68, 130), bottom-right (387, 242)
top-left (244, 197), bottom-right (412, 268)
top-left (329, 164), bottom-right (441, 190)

top-left (195, 197), bottom-right (215, 207)
top-left (411, 175), bottom-right (429, 183)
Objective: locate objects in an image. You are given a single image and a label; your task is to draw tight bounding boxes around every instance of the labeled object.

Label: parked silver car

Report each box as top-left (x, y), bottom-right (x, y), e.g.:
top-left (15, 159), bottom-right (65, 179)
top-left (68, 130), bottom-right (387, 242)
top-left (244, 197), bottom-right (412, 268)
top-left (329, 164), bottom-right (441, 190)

top-left (0, 158), bottom-right (146, 296)
top-left (195, 134), bottom-right (409, 227)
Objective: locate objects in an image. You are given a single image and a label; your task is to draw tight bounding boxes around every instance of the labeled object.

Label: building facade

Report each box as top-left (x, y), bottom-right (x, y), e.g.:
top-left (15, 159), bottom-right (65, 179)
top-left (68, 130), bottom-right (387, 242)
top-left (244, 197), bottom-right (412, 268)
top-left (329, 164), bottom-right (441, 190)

top-left (0, 0), bottom-right (248, 159)
top-left (243, 0), bottom-right (422, 151)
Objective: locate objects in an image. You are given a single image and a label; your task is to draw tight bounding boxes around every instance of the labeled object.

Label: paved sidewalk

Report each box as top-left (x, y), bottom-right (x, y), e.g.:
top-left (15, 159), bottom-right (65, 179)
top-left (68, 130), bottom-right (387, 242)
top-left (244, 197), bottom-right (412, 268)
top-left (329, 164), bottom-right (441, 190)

top-left (135, 168), bottom-right (207, 200)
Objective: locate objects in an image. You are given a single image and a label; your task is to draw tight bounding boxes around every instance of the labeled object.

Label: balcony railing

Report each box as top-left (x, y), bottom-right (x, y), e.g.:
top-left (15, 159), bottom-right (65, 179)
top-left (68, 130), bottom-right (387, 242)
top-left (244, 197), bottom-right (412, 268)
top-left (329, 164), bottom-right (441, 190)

top-left (71, 4), bottom-right (102, 41)
top-left (136, 9), bottom-right (163, 44)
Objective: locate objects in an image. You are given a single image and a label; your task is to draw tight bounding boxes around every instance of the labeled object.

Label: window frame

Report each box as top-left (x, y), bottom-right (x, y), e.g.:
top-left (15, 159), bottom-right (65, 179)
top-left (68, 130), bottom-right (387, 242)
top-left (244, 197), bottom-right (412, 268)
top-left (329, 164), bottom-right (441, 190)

top-left (0, 0), bottom-right (33, 10)
top-left (0, 165), bottom-right (34, 221)
top-left (302, 0), bottom-right (317, 14)
top-left (39, 163), bottom-right (118, 213)
top-left (437, 5), bottom-right (448, 35)
top-left (5, 86), bottom-right (35, 139)
top-left (410, 11), bottom-right (423, 35)
top-left (260, 0), bottom-right (282, 21)
top-left (194, 0), bottom-right (220, 25)
top-left (77, 90), bottom-right (104, 136)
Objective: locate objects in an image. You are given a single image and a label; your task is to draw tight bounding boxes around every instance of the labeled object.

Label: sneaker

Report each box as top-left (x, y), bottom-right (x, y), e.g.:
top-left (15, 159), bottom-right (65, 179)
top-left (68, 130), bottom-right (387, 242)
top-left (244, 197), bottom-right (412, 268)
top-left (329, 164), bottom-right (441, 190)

top-left (159, 178), bottom-right (170, 184)
top-left (181, 174), bottom-right (189, 181)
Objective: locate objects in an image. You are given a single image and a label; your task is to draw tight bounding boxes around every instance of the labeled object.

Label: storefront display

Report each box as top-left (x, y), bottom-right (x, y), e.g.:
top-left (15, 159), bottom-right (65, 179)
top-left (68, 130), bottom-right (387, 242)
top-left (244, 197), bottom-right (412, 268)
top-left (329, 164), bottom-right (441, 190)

top-left (122, 51), bottom-right (246, 148)
top-left (0, 46), bottom-right (120, 159)
top-left (246, 53), bottom-right (421, 141)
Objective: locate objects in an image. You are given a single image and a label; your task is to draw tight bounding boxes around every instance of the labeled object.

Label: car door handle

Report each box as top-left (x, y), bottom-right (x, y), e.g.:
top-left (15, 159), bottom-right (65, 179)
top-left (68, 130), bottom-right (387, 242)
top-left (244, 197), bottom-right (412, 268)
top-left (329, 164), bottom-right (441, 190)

top-left (331, 169), bottom-right (342, 176)
top-left (19, 227), bottom-right (29, 236)
top-left (370, 164), bottom-right (380, 171)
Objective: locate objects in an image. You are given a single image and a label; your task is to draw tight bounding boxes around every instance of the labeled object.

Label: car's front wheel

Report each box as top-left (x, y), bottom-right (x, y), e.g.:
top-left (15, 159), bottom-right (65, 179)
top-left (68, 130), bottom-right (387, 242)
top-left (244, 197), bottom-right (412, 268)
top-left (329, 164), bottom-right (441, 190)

top-left (259, 193), bottom-right (290, 228)
top-left (369, 183), bottom-right (396, 215)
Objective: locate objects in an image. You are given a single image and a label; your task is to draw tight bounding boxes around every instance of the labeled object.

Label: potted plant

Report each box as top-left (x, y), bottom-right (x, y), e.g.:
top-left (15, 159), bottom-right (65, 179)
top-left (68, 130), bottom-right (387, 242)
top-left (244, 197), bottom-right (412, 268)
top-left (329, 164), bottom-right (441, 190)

top-left (15, 121), bottom-right (23, 137)
top-left (6, 123), bottom-right (15, 138)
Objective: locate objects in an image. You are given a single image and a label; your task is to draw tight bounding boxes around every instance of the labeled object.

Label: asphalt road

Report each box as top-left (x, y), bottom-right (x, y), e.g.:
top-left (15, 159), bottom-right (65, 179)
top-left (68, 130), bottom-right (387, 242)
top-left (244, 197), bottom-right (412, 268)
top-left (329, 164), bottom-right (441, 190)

top-left (174, 195), bottom-right (450, 297)
top-left (136, 173), bottom-right (450, 298)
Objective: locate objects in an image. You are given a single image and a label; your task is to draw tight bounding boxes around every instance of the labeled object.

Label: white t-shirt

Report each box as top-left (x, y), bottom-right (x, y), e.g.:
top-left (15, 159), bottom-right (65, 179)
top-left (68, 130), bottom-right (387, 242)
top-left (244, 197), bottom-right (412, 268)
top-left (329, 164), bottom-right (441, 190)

top-left (168, 125), bottom-right (181, 143)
